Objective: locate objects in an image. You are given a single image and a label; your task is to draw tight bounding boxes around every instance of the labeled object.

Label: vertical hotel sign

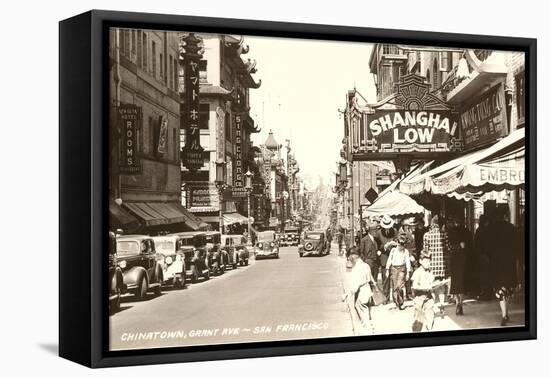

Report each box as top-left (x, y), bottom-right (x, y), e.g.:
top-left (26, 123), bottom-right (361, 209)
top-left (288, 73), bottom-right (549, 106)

top-left (181, 33), bottom-right (204, 171)
top-left (234, 114), bottom-right (243, 188)
top-left (118, 104), bottom-right (142, 174)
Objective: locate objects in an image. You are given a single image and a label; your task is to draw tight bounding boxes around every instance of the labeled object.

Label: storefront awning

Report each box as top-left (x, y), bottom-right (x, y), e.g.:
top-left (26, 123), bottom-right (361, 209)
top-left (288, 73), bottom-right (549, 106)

top-left (109, 199), bottom-right (140, 233)
top-left (222, 212), bottom-right (248, 226)
top-left (400, 128), bottom-right (525, 196)
top-left (123, 202), bottom-right (209, 230)
top-left (365, 191), bottom-right (425, 217)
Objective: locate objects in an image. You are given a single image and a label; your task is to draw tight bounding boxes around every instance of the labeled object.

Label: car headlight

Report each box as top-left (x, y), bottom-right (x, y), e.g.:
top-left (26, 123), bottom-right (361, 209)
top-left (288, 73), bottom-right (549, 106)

top-left (118, 260), bottom-right (127, 269)
top-left (258, 243), bottom-right (263, 248)
top-left (270, 242), bottom-right (275, 247)
top-left (165, 256), bottom-right (173, 265)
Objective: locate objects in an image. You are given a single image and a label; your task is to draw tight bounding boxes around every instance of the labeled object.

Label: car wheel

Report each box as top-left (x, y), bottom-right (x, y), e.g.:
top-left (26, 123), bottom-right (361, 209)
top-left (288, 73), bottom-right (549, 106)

top-left (204, 269), bottom-right (210, 281)
top-left (136, 276), bottom-right (148, 301)
top-left (299, 253), bottom-right (303, 257)
top-left (245, 259), bottom-right (249, 266)
top-left (153, 268), bottom-right (163, 296)
top-left (110, 293), bottom-right (120, 315)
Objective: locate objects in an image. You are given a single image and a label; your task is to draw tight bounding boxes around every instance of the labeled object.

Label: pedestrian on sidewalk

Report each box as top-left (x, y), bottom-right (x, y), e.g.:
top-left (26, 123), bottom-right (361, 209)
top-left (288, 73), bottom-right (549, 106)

top-left (488, 207), bottom-right (520, 326)
top-left (423, 214), bottom-right (451, 317)
top-left (411, 250), bottom-right (436, 332)
top-left (385, 231), bottom-right (411, 310)
top-left (342, 248), bottom-right (376, 331)
top-left (448, 217), bottom-right (471, 316)
top-left (359, 223), bottom-right (380, 283)
top-left (377, 215), bottom-right (397, 301)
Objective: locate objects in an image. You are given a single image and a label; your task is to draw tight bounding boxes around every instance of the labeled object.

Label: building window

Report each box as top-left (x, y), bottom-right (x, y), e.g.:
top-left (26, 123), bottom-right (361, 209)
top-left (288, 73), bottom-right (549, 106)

top-left (131, 30), bottom-right (136, 55)
top-left (432, 58), bottom-right (441, 90)
top-left (439, 51), bottom-right (452, 72)
top-left (199, 104), bottom-right (210, 130)
top-left (142, 33), bottom-right (148, 70)
top-left (168, 55), bottom-right (173, 89)
top-left (160, 53), bottom-right (164, 82)
top-left (172, 128), bottom-right (178, 161)
top-left (152, 41), bottom-right (157, 77)
top-left (137, 31), bottom-right (142, 68)
top-left (174, 57), bottom-right (179, 90)
top-left (199, 60), bottom-right (207, 83)
top-left (515, 71), bottom-right (525, 125)
top-left (225, 112), bottom-right (231, 141)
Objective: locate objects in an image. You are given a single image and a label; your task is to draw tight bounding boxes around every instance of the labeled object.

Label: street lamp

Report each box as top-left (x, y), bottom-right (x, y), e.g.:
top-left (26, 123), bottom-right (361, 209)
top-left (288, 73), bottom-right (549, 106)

top-left (245, 169), bottom-right (254, 246)
top-left (215, 159), bottom-right (226, 234)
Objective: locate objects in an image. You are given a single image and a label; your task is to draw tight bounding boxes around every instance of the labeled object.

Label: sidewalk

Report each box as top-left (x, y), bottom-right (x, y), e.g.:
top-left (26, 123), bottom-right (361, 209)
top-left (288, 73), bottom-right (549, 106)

top-left (333, 241), bottom-right (525, 336)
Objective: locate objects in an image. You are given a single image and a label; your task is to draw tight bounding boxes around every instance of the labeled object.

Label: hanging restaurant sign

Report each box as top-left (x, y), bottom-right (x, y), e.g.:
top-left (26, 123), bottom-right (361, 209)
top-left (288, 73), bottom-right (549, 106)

top-left (180, 33), bottom-right (204, 171)
top-left (351, 74), bottom-right (464, 161)
top-left (234, 113), bottom-right (243, 188)
top-left (459, 83), bottom-right (508, 151)
top-left (367, 109), bottom-right (461, 153)
top-left (118, 103), bottom-right (142, 174)
top-left (185, 181), bottom-right (220, 212)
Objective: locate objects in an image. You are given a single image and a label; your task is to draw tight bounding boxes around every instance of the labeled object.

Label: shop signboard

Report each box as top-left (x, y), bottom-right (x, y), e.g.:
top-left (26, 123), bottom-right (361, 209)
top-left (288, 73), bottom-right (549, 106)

top-left (181, 33), bottom-right (204, 171)
top-left (118, 103), bottom-right (142, 174)
top-left (367, 109), bottom-right (461, 153)
top-left (234, 113), bottom-right (243, 188)
top-left (185, 181), bottom-right (219, 212)
top-left (459, 83), bottom-right (508, 150)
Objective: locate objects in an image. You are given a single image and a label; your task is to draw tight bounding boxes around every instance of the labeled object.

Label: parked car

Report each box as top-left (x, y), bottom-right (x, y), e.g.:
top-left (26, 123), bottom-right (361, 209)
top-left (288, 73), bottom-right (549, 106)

top-left (109, 232), bottom-right (124, 314)
top-left (116, 235), bottom-right (163, 300)
top-left (221, 234), bottom-right (250, 267)
top-left (205, 231), bottom-right (225, 275)
top-left (151, 235), bottom-right (189, 289)
top-left (298, 230), bottom-right (329, 257)
top-left (171, 232), bottom-right (211, 283)
top-left (255, 230), bottom-right (280, 259)
top-left (280, 227), bottom-right (300, 247)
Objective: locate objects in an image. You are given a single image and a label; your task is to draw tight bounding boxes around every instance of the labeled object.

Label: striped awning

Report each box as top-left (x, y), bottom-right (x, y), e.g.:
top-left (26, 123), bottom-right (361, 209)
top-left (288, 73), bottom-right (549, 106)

top-left (400, 128), bottom-right (525, 196)
top-left (222, 212), bottom-right (248, 226)
top-left (123, 202), bottom-right (208, 230)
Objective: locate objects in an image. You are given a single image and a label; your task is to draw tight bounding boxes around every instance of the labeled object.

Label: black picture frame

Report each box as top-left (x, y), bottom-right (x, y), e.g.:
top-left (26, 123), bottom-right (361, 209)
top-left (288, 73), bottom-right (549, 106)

top-left (59, 9), bottom-right (537, 368)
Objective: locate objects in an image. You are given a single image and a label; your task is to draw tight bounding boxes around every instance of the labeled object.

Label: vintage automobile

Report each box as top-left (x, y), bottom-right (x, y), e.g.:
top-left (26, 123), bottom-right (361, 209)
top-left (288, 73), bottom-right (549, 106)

top-left (221, 234), bottom-right (250, 267)
top-left (116, 235), bottom-right (163, 301)
top-left (298, 230), bottom-right (329, 257)
top-left (255, 230), bottom-right (280, 259)
top-left (280, 226), bottom-right (300, 247)
top-left (109, 232), bottom-right (124, 314)
top-left (172, 232), bottom-right (210, 283)
top-left (151, 235), bottom-right (190, 289)
top-left (205, 231), bottom-right (225, 275)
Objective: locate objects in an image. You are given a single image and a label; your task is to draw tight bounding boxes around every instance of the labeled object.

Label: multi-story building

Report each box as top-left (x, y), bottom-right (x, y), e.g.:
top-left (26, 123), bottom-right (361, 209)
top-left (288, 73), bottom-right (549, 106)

top-left (109, 28), bottom-right (205, 234)
top-left (179, 34), bottom-right (262, 231)
top-left (365, 43), bottom-right (525, 229)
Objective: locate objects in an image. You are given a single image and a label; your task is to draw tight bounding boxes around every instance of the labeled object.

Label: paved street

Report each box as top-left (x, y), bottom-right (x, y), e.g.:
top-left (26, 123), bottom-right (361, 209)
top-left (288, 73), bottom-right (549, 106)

top-left (110, 246), bottom-right (352, 350)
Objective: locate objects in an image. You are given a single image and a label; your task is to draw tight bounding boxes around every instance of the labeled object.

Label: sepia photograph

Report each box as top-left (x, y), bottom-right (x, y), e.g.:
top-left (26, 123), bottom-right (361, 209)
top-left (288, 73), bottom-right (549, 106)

top-left (107, 28), bottom-right (527, 352)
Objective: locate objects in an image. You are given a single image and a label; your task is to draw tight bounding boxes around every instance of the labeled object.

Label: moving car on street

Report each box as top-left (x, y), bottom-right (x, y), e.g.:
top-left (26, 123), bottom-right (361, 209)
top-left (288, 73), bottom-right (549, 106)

top-left (221, 234), bottom-right (250, 268)
top-left (280, 226), bottom-right (300, 247)
top-left (109, 232), bottom-right (124, 314)
top-left (255, 230), bottom-right (280, 259)
top-left (151, 235), bottom-right (189, 289)
top-left (116, 235), bottom-right (163, 301)
top-left (298, 230), bottom-right (329, 257)
top-left (206, 231), bottom-right (225, 275)
top-left (172, 232), bottom-right (211, 283)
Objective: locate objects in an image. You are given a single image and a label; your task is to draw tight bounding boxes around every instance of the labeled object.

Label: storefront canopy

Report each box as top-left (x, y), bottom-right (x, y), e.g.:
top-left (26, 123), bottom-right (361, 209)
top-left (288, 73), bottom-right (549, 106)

top-left (365, 191), bottom-right (425, 217)
top-left (222, 212), bottom-right (248, 226)
top-left (400, 128), bottom-right (525, 196)
top-left (123, 202), bottom-right (208, 230)
top-left (109, 199), bottom-right (140, 233)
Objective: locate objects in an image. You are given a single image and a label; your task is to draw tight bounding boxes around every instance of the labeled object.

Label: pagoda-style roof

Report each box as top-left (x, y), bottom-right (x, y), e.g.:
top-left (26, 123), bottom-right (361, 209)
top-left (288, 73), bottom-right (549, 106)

top-left (265, 130), bottom-right (279, 150)
top-left (199, 85), bottom-right (233, 99)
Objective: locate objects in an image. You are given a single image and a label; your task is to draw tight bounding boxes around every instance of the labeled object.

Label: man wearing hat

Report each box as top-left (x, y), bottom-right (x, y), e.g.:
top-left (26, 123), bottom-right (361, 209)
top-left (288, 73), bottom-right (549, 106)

top-left (385, 230), bottom-right (412, 309)
top-left (377, 215), bottom-right (398, 302)
top-left (411, 250), bottom-right (436, 332)
top-left (359, 222), bottom-right (380, 283)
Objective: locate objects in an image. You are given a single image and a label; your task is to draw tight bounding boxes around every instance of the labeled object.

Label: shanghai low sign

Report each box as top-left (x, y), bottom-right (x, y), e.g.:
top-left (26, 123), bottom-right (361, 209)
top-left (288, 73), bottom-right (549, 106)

top-left (367, 110), bottom-right (461, 153)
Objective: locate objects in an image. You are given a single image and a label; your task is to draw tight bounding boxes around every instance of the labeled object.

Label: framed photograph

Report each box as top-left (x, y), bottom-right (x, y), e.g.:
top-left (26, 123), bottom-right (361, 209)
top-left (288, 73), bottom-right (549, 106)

top-left (59, 10), bottom-right (536, 368)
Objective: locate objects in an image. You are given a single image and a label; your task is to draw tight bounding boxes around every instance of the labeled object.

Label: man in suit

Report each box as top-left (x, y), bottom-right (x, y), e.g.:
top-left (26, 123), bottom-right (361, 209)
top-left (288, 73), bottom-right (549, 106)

top-left (359, 223), bottom-right (380, 283)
